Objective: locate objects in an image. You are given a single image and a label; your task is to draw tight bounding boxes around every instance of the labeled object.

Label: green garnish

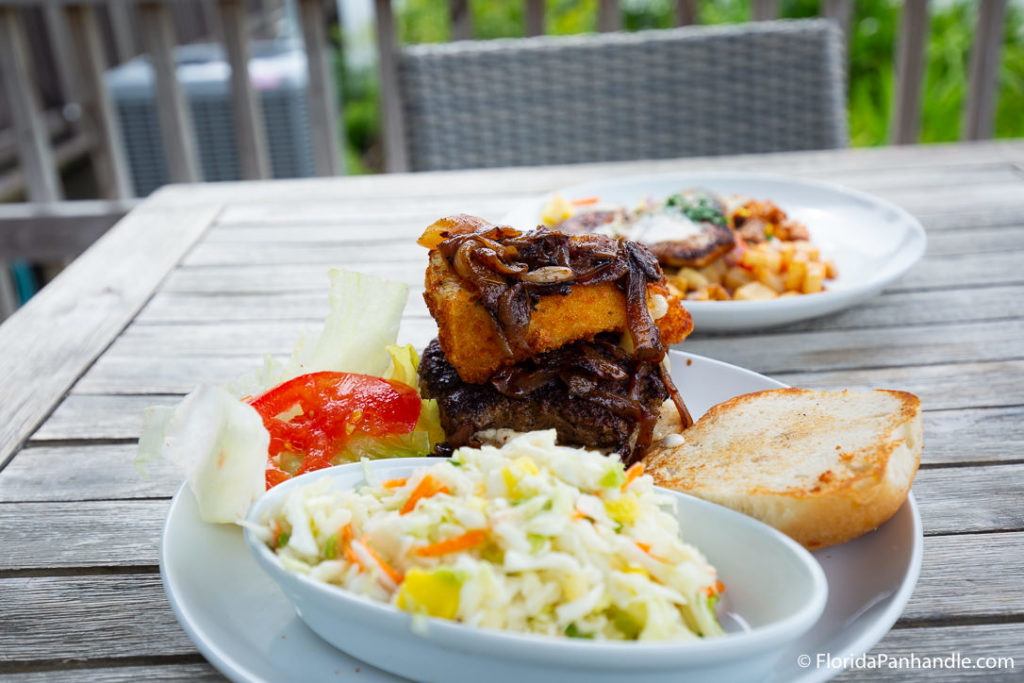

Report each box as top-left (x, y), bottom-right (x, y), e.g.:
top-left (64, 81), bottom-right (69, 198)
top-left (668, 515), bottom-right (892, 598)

top-left (565, 623), bottom-right (594, 639)
top-left (323, 533), bottom-right (339, 559)
top-left (276, 532), bottom-right (290, 548)
top-left (665, 193), bottom-right (726, 226)
top-left (601, 465), bottom-right (626, 488)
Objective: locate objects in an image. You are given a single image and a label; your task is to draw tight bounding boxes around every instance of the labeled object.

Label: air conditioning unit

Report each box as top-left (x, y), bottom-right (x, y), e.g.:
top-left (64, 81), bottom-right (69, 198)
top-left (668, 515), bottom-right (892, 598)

top-left (106, 40), bottom-right (316, 196)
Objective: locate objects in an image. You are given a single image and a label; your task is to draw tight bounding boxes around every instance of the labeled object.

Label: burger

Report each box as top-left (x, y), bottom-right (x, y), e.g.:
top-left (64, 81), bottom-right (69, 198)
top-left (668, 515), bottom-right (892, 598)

top-left (416, 214), bottom-right (694, 465)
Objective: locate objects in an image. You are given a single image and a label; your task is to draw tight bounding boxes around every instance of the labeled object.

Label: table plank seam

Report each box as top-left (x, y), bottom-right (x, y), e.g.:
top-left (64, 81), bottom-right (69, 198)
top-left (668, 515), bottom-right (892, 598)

top-left (0, 565), bottom-right (160, 579)
top-left (895, 614), bottom-right (1024, 630)
top-left (0, 654), bottom-right (209, 677)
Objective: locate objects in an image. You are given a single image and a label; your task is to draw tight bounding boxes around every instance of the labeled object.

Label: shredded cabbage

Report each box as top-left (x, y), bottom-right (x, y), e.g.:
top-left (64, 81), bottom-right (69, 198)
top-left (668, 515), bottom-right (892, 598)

top-left (137, 384), bottom-right (269, 523)
top-left (259, 431), bottom-right (725, 641)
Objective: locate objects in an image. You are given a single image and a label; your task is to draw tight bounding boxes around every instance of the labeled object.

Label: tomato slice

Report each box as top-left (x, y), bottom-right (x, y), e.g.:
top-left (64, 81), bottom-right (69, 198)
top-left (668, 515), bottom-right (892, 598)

top-left (250, 372), bottom-right (421, 487)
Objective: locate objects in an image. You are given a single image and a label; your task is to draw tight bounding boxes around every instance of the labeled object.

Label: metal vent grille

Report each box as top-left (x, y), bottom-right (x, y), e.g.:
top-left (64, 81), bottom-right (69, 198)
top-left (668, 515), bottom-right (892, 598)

top-left (108, 43), bottom-right (316, 197)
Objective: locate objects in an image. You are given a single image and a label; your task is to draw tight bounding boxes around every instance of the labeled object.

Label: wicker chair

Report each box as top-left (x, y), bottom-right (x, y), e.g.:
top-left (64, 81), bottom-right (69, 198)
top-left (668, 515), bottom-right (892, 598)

top-left (396, 19), bottom-right (847, 171)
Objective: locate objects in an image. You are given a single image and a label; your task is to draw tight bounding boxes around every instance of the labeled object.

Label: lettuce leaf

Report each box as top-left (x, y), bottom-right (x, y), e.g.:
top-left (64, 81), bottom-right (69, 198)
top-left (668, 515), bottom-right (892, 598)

top-left (277, 269), bottom-right (408, 384)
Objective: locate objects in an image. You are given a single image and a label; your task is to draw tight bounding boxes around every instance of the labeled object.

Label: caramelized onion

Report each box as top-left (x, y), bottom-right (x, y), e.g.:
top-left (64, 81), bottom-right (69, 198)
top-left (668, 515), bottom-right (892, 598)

top-left (434, 222), bottom-right (690, 459)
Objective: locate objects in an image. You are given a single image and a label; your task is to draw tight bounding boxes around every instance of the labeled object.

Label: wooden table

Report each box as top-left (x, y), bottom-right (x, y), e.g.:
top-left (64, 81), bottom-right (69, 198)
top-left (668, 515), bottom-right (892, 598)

top-left (1, 141), bottom-right (1022, 681)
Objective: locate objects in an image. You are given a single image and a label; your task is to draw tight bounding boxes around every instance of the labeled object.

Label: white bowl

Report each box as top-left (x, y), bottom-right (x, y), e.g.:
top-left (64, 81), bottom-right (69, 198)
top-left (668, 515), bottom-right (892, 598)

top-left (244, 458), bottom-right (828, 683)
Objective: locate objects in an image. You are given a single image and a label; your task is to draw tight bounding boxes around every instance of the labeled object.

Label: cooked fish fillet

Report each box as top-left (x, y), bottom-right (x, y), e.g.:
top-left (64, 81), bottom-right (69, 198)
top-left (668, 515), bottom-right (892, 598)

top-left (424, 250), bottom-right (692, 384)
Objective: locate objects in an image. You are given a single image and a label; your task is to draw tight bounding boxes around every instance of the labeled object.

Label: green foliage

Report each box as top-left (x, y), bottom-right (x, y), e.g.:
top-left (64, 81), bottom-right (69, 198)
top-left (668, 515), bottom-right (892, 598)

top-left (338, 0), bottom-right (1024, 173)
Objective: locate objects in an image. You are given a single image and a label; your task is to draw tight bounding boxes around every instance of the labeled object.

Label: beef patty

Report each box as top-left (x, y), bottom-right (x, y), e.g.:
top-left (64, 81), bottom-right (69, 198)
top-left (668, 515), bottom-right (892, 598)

top-left (419, 336), bottom-right (670, 463)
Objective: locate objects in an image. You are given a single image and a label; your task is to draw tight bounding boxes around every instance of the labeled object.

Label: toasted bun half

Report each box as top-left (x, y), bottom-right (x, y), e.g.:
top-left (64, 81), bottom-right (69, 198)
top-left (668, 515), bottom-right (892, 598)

top-left (643, 388), bottom-right (922, 549)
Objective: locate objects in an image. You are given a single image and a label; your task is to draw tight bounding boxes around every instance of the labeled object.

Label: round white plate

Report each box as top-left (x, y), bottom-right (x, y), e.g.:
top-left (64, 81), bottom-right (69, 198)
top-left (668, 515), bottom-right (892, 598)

top-left (500, 173), bottom-right (927, 332)
top-left (160, 351), bottom-right (922, 682)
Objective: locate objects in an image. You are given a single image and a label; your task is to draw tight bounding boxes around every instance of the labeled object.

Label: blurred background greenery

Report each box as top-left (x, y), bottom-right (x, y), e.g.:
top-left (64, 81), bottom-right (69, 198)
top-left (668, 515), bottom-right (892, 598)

top-left (337, 0), bottom-right (1024, 173)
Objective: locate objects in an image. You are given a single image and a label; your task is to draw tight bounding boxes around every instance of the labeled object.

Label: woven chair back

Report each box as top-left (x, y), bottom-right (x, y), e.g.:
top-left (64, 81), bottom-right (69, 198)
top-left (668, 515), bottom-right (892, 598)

top-left (396, 19), bottom-right (847, 171)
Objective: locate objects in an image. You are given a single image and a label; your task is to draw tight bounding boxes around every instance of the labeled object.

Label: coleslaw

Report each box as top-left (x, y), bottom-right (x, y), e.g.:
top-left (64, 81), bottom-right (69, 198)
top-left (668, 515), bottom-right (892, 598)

top-left (253, 430), bottom-right (725, 641)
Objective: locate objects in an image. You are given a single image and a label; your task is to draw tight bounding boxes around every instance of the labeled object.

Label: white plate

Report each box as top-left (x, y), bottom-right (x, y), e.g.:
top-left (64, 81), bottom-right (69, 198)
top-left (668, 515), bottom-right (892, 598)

top-left (160, 351), bottom-right (923, 682)
top-left (500, 173), bottom-right (927, 332)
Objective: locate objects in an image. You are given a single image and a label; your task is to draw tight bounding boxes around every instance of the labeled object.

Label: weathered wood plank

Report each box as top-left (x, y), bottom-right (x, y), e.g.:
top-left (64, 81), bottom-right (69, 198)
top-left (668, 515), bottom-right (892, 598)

top-left (0, 203), bottom-right (218, 468)
top-left (675, 0), bottom-right (698, 26)
top-left (777, 285), bottom-right (1024, 333)
top-left (686, 319), bottom-right (1024, 375)
top-left (891, 0), bottom-right (930, 145)
top-left (0, 532), bottom-right (1019, 663)
top-left (0, 501), bottom-right (168, 569)
top-left (775, 360), bottom-right (1024, 412)
top-left (28, 392), bottom-right (1024, 470)
top-left (914, 464), bottom-right (1024, 536)
top-left (524, 0), bottom-right (544, 35)
top-left (217, 0), bottom-right (271, 180)
top-left (893, 250), bottom-right (1024, 291)
top-left (143, 140), bottom-right (1024, 210)
top-left (162, 264), bottom-right (426, 293)
top-left (920, 406), bottom-right (1024, 466)
top-left (374, 0), bottom-right (408, 173)
top-left (751, 0), bottom-right (778, 21)
top-left (0, 7), bottom-right (62, 202)
top-left (138, 0), bottom-right (201, 182)
top-left (132, 285), bottom-right (1023, 331)
top-left (0, 575), bottom-right (197, 663)
top-left (181, 238), bottom-right (429, 267)
top-left (297, 0), bottom-right (344, 176)
top-left (448, 0), bottom-right (472, 40)
top-left (182, 223), bottom-right (1023, 267)
top-left (213, 195), bottom-right (525, 226)
top-left (837, 623), bottom-right (1024, 681)
top-left (31, 395), bottom-right (181, 442)
top-left (65, 4), bottom-right (133, 199)
top-left (821, 0), bottom-right (854, 46)
top-left (3, 437), bottom-right (1021, 537)
top-left (903, 532), bottom-right (1024, 622)
top-left (963, 0), bottom-right (1008, 141)
top-left (0, 444), bottom-right (179, 502)
top-left (0, 199), bottom-right (134, 261)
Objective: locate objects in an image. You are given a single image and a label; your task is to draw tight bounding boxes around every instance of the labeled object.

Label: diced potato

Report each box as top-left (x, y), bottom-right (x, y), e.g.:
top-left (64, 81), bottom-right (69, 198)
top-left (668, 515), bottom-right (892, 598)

top-left (802, 261), bottom-right (826, 294)
top-left (677, 268), bottom-right (708, 290)
top-left (705, 284), bottom-right (730, 301)
top-left (724, 266), bottom-right (754, 291)
top-left (754, 266), bottom-right (786, 293)
top-left (778, 242), bottom-right (797, 265)
top-left (734, 281), bottom-right (779, 300)
top-left (698, 264), bottom-right (723, 285)
top-left (784, 260), bottom-right (807, 291)
top-left (741, 247), bottom-right (782, 272)
top-left (665, 279), bottom-right (686, 298)
top-left (824, 259), bottom-right (838, 279)
top-left (779, 291), bottom-right (800, 297)
top-left (793, 241), bottom-right (820, 261)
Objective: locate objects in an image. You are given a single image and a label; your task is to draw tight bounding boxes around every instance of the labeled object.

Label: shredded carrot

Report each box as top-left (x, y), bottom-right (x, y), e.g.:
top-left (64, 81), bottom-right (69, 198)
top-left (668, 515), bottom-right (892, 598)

top-left (360, 536), bottom-right (405, 585)
top-left (382, 477), bottom-right (409, 489)
top-left (622, 462), bottom-right (644, 490)
top-left (344, 543), bottom-right (365, 572)
top-left (570, 197), bottom-right (599, 206)
top-left (400, 474), bottom-right (449, 515)
top-left (704, 580), bottom-right (726, 596)
top-left (341, 522), bottom-right (354, 543)
top-left (636, 541), bottom-right (666, 562)
top-left (414, 529), bottom-right (488, 557)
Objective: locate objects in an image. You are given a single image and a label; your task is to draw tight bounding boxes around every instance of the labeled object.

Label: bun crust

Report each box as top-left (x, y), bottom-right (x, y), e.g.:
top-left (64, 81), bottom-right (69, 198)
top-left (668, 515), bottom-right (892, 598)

top-left (643, 388), bottom-right (922, 549)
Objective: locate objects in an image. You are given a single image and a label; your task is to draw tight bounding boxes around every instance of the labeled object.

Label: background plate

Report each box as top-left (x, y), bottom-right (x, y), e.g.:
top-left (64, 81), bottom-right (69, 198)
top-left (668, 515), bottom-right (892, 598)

top-left (500, 173), bottom-right (927, 332)
top-left (161, 351), bottom-right (922, 682)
